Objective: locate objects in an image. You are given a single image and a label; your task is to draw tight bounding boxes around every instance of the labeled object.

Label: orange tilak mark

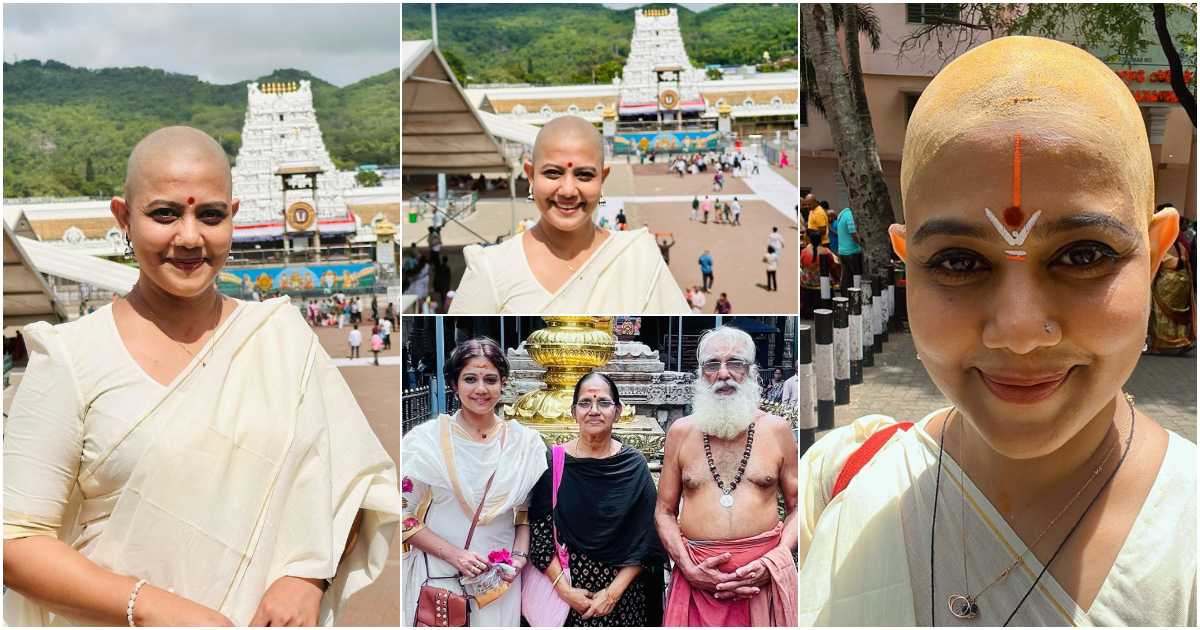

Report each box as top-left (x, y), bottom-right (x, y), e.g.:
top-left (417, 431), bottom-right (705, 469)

top-left (1012, 133), bottom-right (1021, 209)
top-left (1003, 134), bottom-right (1025, 228)
top-left (1005, 254), bottom-right (1027, 262)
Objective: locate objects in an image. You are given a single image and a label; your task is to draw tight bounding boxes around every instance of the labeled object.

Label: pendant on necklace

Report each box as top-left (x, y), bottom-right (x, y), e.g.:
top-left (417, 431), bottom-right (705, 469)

top-left (719, 493), bottom-right (734, 508)
top-left (948, 594), bottom-right (979, 620)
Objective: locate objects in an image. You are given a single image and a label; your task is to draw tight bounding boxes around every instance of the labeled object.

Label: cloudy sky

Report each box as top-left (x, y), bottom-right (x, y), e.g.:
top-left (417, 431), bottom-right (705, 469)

top-left (3, 4), bottom-right (401, 87)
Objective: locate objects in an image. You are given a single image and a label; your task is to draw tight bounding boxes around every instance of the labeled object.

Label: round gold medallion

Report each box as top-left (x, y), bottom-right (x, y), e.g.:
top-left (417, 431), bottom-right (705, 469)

top-left (286, 201), bottom-right (316, 231)
top-left (659, 89), bottom-right (680, 110)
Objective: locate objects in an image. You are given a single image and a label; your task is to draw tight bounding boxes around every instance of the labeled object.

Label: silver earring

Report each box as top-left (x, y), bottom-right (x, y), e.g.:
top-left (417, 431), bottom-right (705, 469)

top-left (598, 196), bottom-right (607, 206)
top-left (526, 191), bottom-right (534, 202)
top-left (124, 233), bottom-right (133, 258)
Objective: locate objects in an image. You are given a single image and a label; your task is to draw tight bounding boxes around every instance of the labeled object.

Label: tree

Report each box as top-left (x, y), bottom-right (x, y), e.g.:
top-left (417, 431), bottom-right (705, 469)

top-left (897, 3), bottom-right (1197, 127)
top-left (801, 3), bottom-right (897, 274)
top-left (355, 170), bottom-right (382, 187)
top-left (706, 67), bottom-right (723, 80)
top-left (84, 156), bottom-right (94, 182)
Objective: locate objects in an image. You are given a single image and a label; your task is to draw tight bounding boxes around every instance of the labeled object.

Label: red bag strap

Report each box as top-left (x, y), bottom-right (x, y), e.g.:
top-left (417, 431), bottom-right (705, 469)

top-left (830, 422), bottom-right (913, 500)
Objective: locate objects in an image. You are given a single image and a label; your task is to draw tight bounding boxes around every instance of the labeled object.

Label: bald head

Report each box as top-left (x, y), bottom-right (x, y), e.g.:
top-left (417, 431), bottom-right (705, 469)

top-left (901, 36), bottom-right (1152, 220)
top-left (531, 115), bottom-right (604, 167)
top-left (124, 126), bottom-right (231, 207)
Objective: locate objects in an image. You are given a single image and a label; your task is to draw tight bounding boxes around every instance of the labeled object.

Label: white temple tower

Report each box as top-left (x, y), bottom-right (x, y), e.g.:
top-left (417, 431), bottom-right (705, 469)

top-left (616, 7), bottom-right (707, 119)
top-left (230, 80), bottom-right (356, 241)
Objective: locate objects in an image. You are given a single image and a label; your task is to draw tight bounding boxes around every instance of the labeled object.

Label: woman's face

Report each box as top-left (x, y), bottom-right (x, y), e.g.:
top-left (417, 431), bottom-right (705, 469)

top-left (455, 357), bottom-right (504, 417)
top-left (773, 368), bottom-right (784, 382)
top-left (573, 376), bottom-right (620, 438)
top-left (119, 156), bottom-right (237, 298)
top-left (524, 133), bottom-right (609, 233)
top-left (898, 125), bottom-right (1173, 459)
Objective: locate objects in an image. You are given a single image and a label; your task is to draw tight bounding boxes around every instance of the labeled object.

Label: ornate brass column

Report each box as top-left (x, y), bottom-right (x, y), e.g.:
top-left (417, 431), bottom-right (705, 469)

top-left (505, 316), bottom-right (633, 425)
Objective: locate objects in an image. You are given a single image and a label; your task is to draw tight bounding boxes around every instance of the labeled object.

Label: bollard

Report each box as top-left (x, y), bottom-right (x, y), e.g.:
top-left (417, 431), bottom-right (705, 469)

top-left (847, 288), bottom-right (863, 385)
top-left (871, 276), bottom-right (884, 354)
top-left (886, 278), bottom-right (896, 334)
top-left (880, 273), bottom-right (892, 342)
top-left (798, 324), bottom-right (816, 454)
top-left (832, 297), bottom-right (850, 405)
top-left (861, 282), bottom-right (875, 368)
top-left (814, 309), bottom-right (835, 432)
top-left (818, 254), bottom-right (833, 311)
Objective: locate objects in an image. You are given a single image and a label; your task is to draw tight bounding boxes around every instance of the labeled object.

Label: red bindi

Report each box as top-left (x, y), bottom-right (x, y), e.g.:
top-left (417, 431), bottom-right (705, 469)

top-left (186, 196), bottom-right (195, 205)
top-left (1003, 206), bottom-right (1024, 228)
top-left (566, 162), bottom-right (573, 168)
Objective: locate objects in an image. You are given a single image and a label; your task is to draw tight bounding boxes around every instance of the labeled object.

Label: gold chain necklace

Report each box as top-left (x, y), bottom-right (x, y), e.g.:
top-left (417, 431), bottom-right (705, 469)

top-left (133, 290), bottom-right (222, 358)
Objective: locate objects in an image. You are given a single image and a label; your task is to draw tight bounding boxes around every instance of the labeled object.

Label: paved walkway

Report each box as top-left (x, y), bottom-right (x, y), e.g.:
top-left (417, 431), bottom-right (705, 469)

top-left (808, 326), bottom-right (1196, 443)
top-left (310, 325), bottom-right (401, 627)
top-left (740, 148), bottom-right (800, 221)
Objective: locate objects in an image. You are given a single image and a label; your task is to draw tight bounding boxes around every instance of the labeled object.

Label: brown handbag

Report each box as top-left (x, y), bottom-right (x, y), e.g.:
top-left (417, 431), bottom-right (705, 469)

top-left (415, 425), bottom-right (505, 627)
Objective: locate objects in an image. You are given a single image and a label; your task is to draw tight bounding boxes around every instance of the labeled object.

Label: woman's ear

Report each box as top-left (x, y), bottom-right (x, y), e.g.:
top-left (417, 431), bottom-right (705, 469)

top-left (1148, 207), bottom-right (1181, 276)
top-left (888, 224), bottom-right (908, 263)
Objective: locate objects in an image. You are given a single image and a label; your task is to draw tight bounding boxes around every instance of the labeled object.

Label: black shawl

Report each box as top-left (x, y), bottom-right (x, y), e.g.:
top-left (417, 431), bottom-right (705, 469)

top-left (528, 442), bottom-right (667, 568)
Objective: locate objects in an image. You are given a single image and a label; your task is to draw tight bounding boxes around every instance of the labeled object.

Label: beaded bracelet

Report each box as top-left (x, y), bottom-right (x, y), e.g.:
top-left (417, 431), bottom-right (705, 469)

top-left (126, 579), bottom-right (147, 627)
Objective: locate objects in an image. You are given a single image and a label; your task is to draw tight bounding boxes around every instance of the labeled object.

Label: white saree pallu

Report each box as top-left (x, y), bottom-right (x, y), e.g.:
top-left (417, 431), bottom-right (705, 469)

top-left (448, 228), bottom-right (690, 314)
top-left (797, 411), bottom-right (1197, 626)
top-left (5, 298), bottom-right (401, 626)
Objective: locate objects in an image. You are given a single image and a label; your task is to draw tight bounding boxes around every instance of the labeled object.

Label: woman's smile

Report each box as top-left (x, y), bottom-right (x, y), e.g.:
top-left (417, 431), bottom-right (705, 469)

top-left (976, 367), bottom-right (1073, 404)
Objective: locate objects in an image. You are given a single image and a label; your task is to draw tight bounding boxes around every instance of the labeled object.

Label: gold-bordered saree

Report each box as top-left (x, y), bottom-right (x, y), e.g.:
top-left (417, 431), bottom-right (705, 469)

top-left (5, 297), bottom-right (401, 626)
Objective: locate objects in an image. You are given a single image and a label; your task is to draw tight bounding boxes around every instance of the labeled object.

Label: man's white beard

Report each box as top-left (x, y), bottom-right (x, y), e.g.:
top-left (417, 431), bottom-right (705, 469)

top-left (691, 376), bottom-right (761, 439)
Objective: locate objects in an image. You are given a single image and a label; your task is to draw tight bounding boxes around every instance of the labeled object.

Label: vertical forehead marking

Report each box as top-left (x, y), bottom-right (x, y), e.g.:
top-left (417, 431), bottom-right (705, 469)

top-left (986, 133), bottom-right (1039, 261)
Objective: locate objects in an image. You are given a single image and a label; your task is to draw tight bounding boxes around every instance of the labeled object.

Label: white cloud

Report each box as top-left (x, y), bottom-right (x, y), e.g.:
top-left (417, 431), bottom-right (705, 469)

top-left (3, 4), bottom-right (400, 87)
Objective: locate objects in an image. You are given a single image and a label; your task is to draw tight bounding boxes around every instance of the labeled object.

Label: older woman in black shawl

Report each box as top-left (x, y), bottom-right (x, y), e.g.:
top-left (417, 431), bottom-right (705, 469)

top-left (527, 372), bottom-right (666, 627)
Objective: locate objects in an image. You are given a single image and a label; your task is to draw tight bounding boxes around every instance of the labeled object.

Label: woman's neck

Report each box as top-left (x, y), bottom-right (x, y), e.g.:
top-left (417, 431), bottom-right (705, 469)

top-left (945, 394), bottom-right (1124, 519)
top-left (458, 408), bottom-right (499, 432)
top-left (575, 432), bottom-right (613, 457)
top-left (531, 219), bottom-right (600, 258)
top-left (130, 279), bottom-right (223, 338)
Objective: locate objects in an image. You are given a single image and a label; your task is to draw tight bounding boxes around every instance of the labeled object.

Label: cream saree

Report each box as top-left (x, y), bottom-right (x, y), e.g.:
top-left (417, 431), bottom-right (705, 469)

top-left (798, 412), bottom-right (1196, 626)
top-left (5, 298), bottom-right (401, 626)
top-left (402, 414), bottom-right (548, 626)
top-left (448, 228), bottom-right (690, 314)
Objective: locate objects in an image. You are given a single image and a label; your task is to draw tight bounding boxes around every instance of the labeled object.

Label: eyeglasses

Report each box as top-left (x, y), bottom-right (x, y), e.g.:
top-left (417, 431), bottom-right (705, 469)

top-left (574, 398), bottom-right (616, 411)
top-left (700, 359), bottom-right (751, 375)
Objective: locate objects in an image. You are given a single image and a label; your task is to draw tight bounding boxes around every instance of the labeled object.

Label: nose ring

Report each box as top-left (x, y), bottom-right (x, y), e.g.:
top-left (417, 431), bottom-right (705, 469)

top-left (1044, 322), bottom-right (1054, 334)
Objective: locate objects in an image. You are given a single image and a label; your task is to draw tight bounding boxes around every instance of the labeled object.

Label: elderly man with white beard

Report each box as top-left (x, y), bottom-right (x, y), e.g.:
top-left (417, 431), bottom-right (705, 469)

top-left (655, 327), bottom-right (799, 627)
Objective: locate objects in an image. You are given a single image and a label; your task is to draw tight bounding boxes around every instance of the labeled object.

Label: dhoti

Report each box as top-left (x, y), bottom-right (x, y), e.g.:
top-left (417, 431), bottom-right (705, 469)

top-left (663, 521), bottom-right (798, 627)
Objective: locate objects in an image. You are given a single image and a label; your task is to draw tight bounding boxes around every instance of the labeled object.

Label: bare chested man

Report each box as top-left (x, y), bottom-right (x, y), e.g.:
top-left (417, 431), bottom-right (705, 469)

top-left (655, 327), bottom-right (799, 626)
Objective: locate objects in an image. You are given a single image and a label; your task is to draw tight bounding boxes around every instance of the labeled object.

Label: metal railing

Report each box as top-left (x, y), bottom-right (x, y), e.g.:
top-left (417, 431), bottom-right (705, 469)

top-left (401, 384), bottom-right (462, 435)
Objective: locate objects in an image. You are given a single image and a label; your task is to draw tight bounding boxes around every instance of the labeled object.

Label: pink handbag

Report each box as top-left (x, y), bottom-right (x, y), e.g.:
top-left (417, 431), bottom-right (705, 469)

top-left (520, 445), bottom-right (572, 626)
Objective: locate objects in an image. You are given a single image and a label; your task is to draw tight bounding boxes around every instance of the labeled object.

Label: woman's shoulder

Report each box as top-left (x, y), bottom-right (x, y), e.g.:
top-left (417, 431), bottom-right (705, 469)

top-left (23, 302), bottom-right (114, 352)
top-left (465, 236), bottom-right (523, 265)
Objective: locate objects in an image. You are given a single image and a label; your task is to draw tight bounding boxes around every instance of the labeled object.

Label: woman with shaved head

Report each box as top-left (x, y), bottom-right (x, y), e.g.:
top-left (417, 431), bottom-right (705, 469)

top-left (4, 126), bottom-right (401, 626)
top-left (449, 115), bottom-right (689, 314)
top-left (797, 37), bottom-right (1194, 625)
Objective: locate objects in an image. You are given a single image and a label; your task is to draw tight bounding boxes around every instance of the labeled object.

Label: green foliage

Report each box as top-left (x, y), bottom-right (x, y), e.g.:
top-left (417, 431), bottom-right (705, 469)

top-left (4, 61), bottom-right (399, 197)
top-left (402, 3), bottom-right (797, 86)
top-left (1009, 2), bottom-right (1197, 77)
top-left (706, 67), bottom-right (724, 80)
top-left (356, 170), bottom-right (383, 187)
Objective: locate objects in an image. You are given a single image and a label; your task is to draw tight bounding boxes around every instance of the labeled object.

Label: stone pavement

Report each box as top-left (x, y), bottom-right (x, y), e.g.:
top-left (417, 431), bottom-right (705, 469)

top-left (809, 326), bottom-right (1196, 443)
top-left (622, 199), bottom-right (798, 313)
top-left (311, 325), bottom-right (401, 626)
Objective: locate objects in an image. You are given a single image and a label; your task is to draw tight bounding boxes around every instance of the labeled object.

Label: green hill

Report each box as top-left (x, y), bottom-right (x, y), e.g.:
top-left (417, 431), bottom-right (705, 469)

top-left (402, 3), bottom-right (798, 86)
top-left (3, 61), bottom-right (399, 198)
